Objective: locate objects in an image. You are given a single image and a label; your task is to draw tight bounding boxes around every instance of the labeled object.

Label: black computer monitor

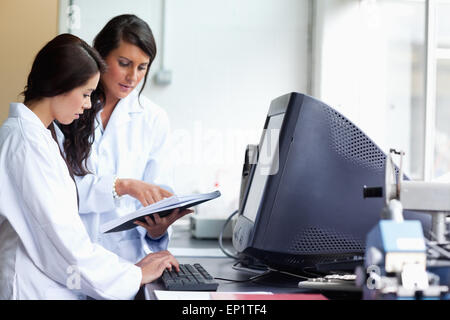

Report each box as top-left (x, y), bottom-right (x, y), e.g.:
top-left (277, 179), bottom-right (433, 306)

top-left (232, 92), bottom-right (430, 274)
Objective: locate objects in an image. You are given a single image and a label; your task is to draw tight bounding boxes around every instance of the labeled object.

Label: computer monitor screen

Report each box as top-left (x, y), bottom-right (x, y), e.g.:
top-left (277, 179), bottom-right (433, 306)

top-left (242, 113), bottom-right (284, 223)
top-left (233, 92), bottom-right (430, 274)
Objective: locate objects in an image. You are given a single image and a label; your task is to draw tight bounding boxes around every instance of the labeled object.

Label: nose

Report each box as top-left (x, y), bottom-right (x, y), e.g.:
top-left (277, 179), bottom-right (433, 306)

top-left (84, 98), bottom-right (92, 110)
top-left (126, 68), bottom-right (138, 83)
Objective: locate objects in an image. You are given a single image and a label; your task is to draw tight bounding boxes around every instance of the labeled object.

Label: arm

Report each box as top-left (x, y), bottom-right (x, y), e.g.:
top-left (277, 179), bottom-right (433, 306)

top-left (74, 173), bottom-right (117, 214)
top-left (7, 137), bottom-right (175, 299)
top-left (53, 121), bottom-right (117, 215)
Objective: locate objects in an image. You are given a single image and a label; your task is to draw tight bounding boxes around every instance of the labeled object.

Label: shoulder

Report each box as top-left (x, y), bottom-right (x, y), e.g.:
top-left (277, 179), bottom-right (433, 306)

top-left (0, 118), bottom-right (55, 155)
top-left (0, 117), bottom-right (43, 151)
top-left (0, 118), bottom-right (24, 152)
top-left (0, 118), bottom-right (52, 169)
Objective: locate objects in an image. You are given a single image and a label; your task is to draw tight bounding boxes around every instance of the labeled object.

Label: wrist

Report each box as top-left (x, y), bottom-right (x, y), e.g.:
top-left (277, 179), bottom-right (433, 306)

top-left (137, 266), bottom-right (144, 287)
top-left (115, 178), bottom-right (129, 197)
top-left (146, 230), bottom-right (166, 241)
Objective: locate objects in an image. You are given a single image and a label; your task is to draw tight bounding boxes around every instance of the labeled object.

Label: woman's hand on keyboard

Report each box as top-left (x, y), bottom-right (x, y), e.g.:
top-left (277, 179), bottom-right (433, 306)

top-left (136, 250), bottom-right (180, 286)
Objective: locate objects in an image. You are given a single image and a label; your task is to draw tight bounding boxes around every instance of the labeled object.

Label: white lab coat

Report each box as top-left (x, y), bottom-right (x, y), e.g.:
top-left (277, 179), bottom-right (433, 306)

top-left (0, 103), bottom-right (142, 300)
top-left (54, 90), bottom-right (174, 264)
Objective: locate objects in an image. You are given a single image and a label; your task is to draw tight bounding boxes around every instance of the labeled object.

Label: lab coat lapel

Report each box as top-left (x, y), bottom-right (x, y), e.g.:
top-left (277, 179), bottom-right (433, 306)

top-left (99, 92), bottom-right (143, 146)
top-left (107, 99), bottom-right (131, 129)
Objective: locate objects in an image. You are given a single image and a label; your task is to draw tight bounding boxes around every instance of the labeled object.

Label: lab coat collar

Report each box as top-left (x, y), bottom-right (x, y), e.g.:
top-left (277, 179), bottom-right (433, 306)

top-left (9, 103), bottom-right (52, 136)
top-left (106, 89), bottom-right (144, 127)
top-left (126, 89), bottom-right (145, 113)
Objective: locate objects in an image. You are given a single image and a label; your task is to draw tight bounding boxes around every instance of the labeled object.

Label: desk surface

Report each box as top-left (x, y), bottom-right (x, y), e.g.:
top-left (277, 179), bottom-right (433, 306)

top-left (145, 223), bottom-right (359, 299)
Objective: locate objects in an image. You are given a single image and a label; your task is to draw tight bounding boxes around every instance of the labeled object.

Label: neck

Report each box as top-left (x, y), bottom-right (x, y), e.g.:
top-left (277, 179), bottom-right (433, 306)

top-left (103, 91), bottom-right (120, 112)
top-left (101, 91), bottom-right (120, 129)
top-left (26, 99), bottom-right (54, 128)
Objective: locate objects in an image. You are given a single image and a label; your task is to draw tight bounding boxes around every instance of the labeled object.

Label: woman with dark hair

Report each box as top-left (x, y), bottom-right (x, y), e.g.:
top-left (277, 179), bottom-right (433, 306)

top-left (0, 33), bottom-right (179, 299)
top-left (55, 15), bottom-right (192, 264)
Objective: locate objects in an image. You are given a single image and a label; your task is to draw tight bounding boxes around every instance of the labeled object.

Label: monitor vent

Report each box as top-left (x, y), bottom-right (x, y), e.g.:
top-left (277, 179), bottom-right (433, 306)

top-left (323, 106), bottom-right (385, 171)
top-left (289, 227), bottom-right (364, 254)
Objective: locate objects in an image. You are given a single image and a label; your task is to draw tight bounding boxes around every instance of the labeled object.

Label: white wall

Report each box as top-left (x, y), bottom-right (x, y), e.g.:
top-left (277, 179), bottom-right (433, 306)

top-left (149, 0), bottom-right (310, 216)
top-left (66, 0), bottom-right (310, 216)
top-left (314, 0), bottom-right (390, 151)
top-left (312, 0), bottom-right (425, 177)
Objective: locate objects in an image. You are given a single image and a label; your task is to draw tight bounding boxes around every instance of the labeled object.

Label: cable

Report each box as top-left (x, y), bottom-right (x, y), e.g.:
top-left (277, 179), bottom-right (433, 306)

top-left (214, 269), bottom-right (273, 283)
top-left (231, 261), bottom-right (268, 275)
top-left (214, 267), bottom-right (313, 285)
top-left (218, 209), bottom-right (240, 259)
top-left (301, 267), bottom-right (324, 278)
top-left (267, 267), bottom-right (310, 281)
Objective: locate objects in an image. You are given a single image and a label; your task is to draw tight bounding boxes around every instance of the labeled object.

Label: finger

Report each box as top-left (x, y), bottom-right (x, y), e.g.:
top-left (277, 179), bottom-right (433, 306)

top-left (165, 209), bottom-right (179, 220)
top-left (146, 193), bottom-right (155, 205)
top-left (161, 188), bottom-right (173, 198)
top-left (167, 209), bottom-right (181, 223)
top-left (172, 209), bottom-right (192, 220)
top-left (179, 210), bottom-right (193, 219)
top-left (152, 191), bottom-right (164, 203)
top-left (180, 209), bottom-right (194, 216)
top-left (134, 221), bottom-right (146, 228)
top-left (161, 262), bottom-right (172, 273)
top-left (167, 210), bottom-right (191, 225)
top-left (172, 258), bottom-right (180, 273)
top-left (138, 196), bottom-right (149, 207)
top-left (144, 215), bottom-right (155, 226)
top-left (167, 256), bottom-right (180, 272)
top-left (153, 213), bottom-right (162, 224)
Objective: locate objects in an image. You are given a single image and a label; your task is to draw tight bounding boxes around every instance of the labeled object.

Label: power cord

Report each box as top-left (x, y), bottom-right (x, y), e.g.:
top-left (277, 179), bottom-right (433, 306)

top-left (266, 267), bottom-right (310, 281)
top-left (214, 266), bottom-right (312, 284)
top-left (231, 261), bottom-right (268, 274)
top-left (218, 209), bottom-right (240, 259)
top-left (214, 269), bottom-right (273, 283)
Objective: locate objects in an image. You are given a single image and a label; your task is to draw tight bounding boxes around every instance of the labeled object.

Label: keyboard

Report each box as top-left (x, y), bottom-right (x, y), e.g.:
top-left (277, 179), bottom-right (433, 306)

top-left (160, 263), bottom-right (219, 291)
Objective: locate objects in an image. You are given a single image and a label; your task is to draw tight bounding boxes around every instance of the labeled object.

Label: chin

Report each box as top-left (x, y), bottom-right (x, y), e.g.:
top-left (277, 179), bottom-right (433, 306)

top-left (58, 118), bottom-right (75, 125)
top-left (114, 90), bottom-right (132, 100)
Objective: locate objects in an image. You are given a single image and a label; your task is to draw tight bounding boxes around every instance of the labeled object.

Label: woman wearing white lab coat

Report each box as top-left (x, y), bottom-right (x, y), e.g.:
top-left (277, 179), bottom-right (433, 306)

top-left (0, 34), bottom-right (179, 299)
top-left (55, 15), bottom-right (192, 264)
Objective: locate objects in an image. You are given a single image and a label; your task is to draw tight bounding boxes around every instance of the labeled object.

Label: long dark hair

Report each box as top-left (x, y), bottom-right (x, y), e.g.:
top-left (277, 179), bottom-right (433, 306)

top-left (23, 33), bottom-right (107, 177)
top-left (92, 14), bottom-right (157, 105)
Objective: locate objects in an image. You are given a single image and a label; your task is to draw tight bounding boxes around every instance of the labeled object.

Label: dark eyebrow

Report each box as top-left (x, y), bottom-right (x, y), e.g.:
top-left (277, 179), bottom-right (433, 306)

top-left (118, 56), bottom-right (131, 62)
